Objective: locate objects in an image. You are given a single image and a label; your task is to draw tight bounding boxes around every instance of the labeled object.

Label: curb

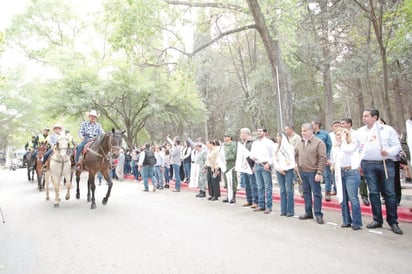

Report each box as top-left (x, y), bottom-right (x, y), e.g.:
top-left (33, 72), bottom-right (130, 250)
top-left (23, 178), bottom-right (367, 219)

top-left (125, 175), bottom-right (412, 223)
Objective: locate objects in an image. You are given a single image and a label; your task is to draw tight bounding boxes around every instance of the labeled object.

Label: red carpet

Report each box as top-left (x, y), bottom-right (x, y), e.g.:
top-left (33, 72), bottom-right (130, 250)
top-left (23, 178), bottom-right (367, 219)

top-left (124, 175), bottom-right (412, 223)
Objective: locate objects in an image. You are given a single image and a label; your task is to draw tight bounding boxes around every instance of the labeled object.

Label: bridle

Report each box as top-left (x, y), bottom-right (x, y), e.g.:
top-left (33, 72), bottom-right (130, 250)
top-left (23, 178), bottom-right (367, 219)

top-left (87, 133), bottom-right (121, 164)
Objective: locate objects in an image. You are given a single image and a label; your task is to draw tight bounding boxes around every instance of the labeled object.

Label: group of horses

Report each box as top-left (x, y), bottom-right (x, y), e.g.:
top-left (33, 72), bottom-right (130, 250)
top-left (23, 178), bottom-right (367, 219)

top-left (25, 129), bottom-right (124, 209)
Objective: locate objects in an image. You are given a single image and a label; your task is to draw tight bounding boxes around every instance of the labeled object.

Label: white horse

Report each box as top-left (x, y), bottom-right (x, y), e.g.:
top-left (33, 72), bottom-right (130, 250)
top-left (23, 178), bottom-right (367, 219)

top-left (45, 136), bottom-right (72, 207)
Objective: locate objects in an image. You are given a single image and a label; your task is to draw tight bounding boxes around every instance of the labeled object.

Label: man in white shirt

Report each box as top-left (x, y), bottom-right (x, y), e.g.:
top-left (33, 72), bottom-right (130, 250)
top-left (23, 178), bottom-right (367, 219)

top-left (357, 109), bottom-right (403, 235)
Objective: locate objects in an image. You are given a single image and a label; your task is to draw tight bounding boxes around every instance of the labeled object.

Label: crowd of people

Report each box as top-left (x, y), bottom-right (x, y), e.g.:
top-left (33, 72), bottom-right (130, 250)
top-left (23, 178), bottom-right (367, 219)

top-left (123, 108), bottom-right (411, 236)
top-left (23, 108), bottom-right (412, 236)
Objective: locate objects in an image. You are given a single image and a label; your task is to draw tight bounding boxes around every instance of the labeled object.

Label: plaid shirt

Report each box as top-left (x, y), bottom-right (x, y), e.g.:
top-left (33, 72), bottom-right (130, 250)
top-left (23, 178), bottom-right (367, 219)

top-left (78, 121), bottom-right (104, 139)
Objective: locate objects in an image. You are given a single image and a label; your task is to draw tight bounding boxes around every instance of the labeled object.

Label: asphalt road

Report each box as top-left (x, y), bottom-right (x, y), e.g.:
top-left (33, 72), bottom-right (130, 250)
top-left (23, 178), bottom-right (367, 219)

top-left (0, 168), bottom-right (411, 274)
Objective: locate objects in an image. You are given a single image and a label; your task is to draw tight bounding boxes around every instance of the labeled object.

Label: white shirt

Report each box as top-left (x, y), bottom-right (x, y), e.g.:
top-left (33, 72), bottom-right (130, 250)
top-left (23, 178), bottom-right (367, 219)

top-left (250, 137), bottom-right (275, 165)
top-left (357, 123), bottom-right (401, 161)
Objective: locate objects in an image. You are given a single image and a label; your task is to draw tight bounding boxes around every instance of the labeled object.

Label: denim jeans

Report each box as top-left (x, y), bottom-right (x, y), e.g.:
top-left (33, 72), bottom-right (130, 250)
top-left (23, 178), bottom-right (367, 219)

top-left (154, 166), bottom-right (163, 188)
top-left (361, 160), bottom-right (398, 225)
top-left (241, 172), bottom-right (258, 204)
top-left (300, 171), bottom-right (323, 217)
top-left (340, 169), bottom-right (362, 227)
top-left (164, 166), bottom-right (170, 184)
top-left (323, 165), bottom-right (335, 193)
top-left (276, 169), bottom-right (294, 216)
top-left (183, 161), bottom-right (191, 180)
top-left (142, 165), bottom-right (158, 190)
top-left (132, 163), bottom-right (138, 180)
top-left (172, 164), bottom-right (181, 190)
top-left (254, 164), bottom-right (273, 210)
top-left (75, 138), bottom-right (90, 163)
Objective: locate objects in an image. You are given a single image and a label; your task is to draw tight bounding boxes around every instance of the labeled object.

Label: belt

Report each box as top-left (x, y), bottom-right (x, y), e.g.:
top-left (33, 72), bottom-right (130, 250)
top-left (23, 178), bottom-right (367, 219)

top-left (362, 159), bottom-right (393, 164)
top-left (341, 166), bottom-right (352, 171)
top-left (257, 162), bottom-right (268, 166)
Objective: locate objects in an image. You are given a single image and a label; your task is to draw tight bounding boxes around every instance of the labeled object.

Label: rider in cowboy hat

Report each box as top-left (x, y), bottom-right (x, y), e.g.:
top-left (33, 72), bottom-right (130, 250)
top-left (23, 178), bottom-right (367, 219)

top-left (75, 109), bottom-right (104, 170)
top-left (42, 123), bottom-right (63, 169)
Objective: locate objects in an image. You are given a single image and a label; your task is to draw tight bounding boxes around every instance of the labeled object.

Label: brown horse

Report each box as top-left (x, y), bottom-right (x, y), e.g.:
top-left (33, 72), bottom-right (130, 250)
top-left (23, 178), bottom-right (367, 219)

top-left (75, 129), bottom-right (124, 209)
top-left (26, 149), bottom-right (36, 182)
top-left (35, 143), bottom-right (48, 191)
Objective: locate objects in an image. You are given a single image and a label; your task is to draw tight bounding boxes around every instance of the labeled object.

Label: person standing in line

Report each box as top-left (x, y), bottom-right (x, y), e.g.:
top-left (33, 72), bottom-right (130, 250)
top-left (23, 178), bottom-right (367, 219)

top-left (295, 123), bottom-right (327, 224)
top-left (154, 146), bottom-right (164, 189)
top-left (238, 128), bottom-right (258, 208)
top-left (284, 125), bottom-right (303, 197)
top-left (138, 143), bottom-right (158, 192)
top-left (162, 148), bottom-right (171, 188)
top-left (205, 140), bottom-right (221, 201)
top-left (312, 120), bottom-right (334, 201)
top-left (222, 133), bottom-right (238, 204)
top-left (194, 142), bottom-right (208, 198)
top-left (115, 149), bottom-right (125, 181)
top-left (273, 133), bottom-right (295, 217)
top-left (330, 127), bottom-right (362, 230)
top-left (341, 118), bottom-right (370, 206)
top-left (167, 136), bottom-right (182, 192)
top-left (182, 141), bottom-right (192, 183)
top-left (357, 109), bottom-right (403, 235)
top-left (250, 128), bottom-right (276, 214)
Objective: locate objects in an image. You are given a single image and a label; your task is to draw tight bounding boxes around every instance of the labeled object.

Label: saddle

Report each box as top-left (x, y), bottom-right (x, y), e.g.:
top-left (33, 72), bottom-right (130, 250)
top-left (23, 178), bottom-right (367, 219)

top-left (74, 138), bottom-right (96, 171)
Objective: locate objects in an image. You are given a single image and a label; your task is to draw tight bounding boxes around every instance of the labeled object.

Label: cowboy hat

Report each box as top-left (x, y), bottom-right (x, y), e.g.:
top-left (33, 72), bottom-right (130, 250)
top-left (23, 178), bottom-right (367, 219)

top-left (53, 123), bottom-right (62, 130)
top-left (88, 109), bottom-right (100, 117)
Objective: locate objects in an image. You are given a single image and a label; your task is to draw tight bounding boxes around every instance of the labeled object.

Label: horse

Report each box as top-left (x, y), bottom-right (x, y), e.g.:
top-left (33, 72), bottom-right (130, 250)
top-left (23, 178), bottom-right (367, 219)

top-left (75, 129), bottom-right (124, 209)
top-left (35, 143), bottom-right (48, 191)
top-left (26, 149), bottom-right (36, 182)
top-left (45, 136), bottom-right (72, 208)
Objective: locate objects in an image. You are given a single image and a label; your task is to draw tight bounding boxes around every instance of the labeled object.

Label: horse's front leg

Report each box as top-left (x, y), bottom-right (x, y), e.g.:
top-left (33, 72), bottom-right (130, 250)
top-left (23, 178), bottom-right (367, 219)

top-left (75, 170), bottom-right (81, 199)
top-left (65, 174), bottom-right (72, 200)
top-left (51, 175), bottom-right (60, 208)
top-left (89, 176), bottom-right (97, 209)
top-left (102, 170), bottom-right (113, 206)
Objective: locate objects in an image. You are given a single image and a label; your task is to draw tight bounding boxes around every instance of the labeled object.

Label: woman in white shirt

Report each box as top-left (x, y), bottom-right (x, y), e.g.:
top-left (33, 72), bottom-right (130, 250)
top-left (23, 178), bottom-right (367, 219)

top-left (330, 128), bottom-right (362, 230)
top-left (273, 133), bottom-right (295, 217)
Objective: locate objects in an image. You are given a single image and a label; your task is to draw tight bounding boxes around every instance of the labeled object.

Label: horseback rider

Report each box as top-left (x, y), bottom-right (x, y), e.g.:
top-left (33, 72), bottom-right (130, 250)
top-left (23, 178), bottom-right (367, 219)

top-left (42, 124), bottom-right (63, 170)
top-left (75, 109), bottom-right (104, 170)
top-left (23, 136), bottom-right (38, 162)
top-left (37, 128), bottom-right (50, 147)
top-left (64, 129), bottom-right (76, 148)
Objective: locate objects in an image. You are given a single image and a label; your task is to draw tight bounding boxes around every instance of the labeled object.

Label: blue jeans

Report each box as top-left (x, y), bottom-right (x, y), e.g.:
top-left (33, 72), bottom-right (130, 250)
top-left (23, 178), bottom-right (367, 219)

top-left (241, 172), bottom-right (258, 204)
top-left (75, 138), bottom-right (90, 162)
top-left (42, 149), bottom-right (52, 165)
top-left (132, 162), bottom-right (138, 180)
top-left (154, 166), bottom-right (163, 188)
top-left (361, 160), bottom-right (398, 225)
top-left (276, 169), bottom-right (295, 216)
top-left (300, 171), bottom-right (323, 217)
top-left (142, 165), bottom-right (158, 190)
top-left (340, 169), bottom-right (362, 227)
top-left (164, 166), bottom-right (170, 184)
top-left (324, 165), bottom-right (335, 192)
top-left (254, 164), bottom-right (273, 210)
top-left (183, 161), bottom-right (191, 180)
top-left (172, 164), bottom-right (181, 190)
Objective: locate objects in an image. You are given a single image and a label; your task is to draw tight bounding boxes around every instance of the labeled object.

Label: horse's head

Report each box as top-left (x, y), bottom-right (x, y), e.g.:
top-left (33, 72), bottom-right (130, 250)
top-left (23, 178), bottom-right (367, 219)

top-left (37, 143), bottom-right (47, 158)
top-left (55, 136), bottom-right (69, 158)
top-left (107, 128), bottom-right (125, 158)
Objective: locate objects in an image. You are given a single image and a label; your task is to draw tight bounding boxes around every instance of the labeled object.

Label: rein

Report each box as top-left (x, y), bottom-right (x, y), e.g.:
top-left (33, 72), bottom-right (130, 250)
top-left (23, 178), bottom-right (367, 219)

top-left (87, 134), bottom-right (120, 164)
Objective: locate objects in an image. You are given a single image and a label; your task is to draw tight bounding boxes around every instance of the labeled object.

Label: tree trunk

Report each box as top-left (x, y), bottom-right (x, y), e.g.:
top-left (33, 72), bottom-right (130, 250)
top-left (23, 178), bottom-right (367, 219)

top-left (246, 0), bottom-right (293, 129)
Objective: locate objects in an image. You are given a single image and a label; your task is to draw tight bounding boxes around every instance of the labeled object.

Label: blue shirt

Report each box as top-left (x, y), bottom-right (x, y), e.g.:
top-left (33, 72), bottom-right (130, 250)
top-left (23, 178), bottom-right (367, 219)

top-left (315, 129), bottom-right (332, 158)
top-left (78, 121), bottom-right (104, 139)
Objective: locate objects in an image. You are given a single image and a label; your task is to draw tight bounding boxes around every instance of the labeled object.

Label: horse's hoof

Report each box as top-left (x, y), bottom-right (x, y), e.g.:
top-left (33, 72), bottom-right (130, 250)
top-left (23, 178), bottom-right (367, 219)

top-left (91, 203), bottom-right (96, 209)
top-left (65, 196), bottom-right (70, 200)
top-left (102, 198), bottom-right (108, 205)
top-left (54, 203), bottom-right (59, 208)
top-left (87, 198), bottom-right (91, 203)
top-left (76, 193), bottom-right (80, 199)
top-left (46, 197), bottom-right (49, 201)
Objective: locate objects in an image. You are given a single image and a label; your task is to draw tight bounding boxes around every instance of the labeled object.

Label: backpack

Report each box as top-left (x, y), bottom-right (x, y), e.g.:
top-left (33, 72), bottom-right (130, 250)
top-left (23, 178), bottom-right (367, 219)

top-left (143, 150), bottom-right (156, 166)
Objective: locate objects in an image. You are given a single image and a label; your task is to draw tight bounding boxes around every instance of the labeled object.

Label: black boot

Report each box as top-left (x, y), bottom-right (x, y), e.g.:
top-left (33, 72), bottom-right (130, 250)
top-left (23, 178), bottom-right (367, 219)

top-left (229, 197), bottom-right (236, 204)
top-left (222, 198), bottom-right (229, 203)
top-left (198, 191), bottom-right (206, 198)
